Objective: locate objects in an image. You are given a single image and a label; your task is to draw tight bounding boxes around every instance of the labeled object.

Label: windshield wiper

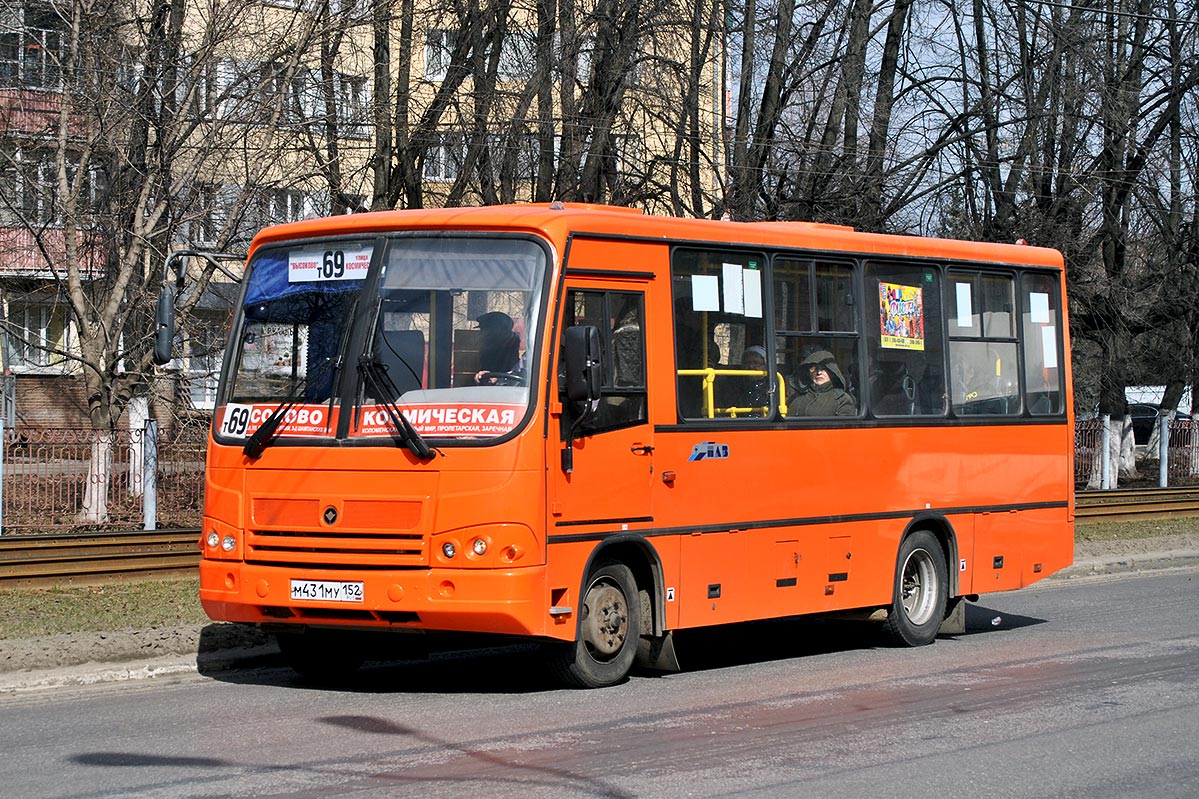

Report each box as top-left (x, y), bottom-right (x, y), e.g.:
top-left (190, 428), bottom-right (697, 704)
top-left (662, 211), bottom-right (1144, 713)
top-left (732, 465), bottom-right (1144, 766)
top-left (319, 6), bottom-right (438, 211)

top-left (241, 357), bottom-right (335, 459)
top-left (358, 356), bottom-right (436, 460)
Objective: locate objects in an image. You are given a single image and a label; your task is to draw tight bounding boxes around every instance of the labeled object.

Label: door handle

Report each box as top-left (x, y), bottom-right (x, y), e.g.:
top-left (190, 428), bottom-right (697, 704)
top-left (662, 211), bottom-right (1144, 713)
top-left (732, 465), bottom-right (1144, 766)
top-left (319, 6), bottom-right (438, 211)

top-left (630, 444), bottom-right (654, 455)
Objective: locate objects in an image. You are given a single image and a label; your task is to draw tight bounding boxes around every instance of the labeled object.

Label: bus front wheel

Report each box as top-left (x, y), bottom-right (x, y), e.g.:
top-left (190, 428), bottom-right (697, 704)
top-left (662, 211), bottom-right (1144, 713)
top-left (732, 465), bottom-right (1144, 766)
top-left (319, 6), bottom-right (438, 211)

top-left (881, 531), bottom-right (948, 647)
top-left (552, 561), bottom-right (641, 688)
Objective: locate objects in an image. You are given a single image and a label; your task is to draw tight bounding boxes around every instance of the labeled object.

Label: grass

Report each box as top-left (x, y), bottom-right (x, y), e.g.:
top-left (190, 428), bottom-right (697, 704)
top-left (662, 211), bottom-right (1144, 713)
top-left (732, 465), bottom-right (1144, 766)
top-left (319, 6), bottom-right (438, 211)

top-left (1, 518), bottom-right (1196, 641)
top-left (0, 577), bottom-right (208, 640)
top-left (1074, 516), bottom-right (1199, 542)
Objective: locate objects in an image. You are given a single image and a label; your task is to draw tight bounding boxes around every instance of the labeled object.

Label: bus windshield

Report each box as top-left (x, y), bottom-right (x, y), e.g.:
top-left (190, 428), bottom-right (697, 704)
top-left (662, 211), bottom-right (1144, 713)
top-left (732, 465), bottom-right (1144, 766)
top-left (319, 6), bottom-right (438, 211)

top-left (219, 235), bottom-right (547, 445)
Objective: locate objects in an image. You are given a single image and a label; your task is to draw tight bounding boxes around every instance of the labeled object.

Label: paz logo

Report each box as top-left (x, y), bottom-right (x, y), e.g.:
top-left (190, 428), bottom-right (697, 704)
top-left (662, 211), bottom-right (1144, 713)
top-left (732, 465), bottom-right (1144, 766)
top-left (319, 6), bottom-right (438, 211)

top-left (689, 441), bottom-right (730, 461)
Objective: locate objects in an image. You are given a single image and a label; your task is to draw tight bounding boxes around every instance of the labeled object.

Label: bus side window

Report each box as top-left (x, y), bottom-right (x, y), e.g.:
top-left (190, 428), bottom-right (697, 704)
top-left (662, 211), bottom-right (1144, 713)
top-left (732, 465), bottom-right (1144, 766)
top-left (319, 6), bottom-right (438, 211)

top-left (948, 272), bottom-right (1020, 416)
top-left (559, 289), bottom-right (648, 436)
top-left (774, 258), bottom-right (860, 421)
top-left (865, 262), bottom-right (947, 417)
top-left (671, 248), bottom-right (767, 420)
top-left (1021, 273), bottom-right (1064, 415)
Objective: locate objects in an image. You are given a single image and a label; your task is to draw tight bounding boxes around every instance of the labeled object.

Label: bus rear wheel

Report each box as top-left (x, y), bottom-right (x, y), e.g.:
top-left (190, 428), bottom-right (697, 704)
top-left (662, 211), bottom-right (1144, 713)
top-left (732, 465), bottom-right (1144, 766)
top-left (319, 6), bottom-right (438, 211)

top-left (552, 561), bottom-right (641, 688)
top-left (881, 531), bottom-right (948, 647)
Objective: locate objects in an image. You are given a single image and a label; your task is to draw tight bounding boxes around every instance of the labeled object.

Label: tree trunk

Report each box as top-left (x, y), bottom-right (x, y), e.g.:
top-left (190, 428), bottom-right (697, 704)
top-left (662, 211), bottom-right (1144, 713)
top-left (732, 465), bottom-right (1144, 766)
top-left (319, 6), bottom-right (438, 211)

top-left (78, 437), bottom-right (113, 525)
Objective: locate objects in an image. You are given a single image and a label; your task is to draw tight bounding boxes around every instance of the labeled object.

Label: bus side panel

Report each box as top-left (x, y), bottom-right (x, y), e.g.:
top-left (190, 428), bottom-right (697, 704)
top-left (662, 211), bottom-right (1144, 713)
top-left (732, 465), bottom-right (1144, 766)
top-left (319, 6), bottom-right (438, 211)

top-left (970, 506), bottom-right (1073, 594)
top-left (678, 531), bottom-right (749, 627)
top-left (653, 423), bottom-right (1072, 628)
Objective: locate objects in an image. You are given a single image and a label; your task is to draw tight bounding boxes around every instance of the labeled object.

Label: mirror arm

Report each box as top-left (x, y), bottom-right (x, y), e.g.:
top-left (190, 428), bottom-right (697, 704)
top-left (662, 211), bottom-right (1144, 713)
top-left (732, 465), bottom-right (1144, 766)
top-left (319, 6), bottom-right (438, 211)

top-left (154, 249), bottom-right (244, 366)
top-left (561, 400), bottom-right (597, 474)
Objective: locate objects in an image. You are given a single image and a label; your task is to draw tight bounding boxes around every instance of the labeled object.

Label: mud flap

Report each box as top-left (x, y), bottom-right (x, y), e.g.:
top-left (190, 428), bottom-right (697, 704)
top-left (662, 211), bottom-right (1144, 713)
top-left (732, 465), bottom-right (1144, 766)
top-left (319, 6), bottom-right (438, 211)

top-left (939, 596), bottom-right (968, 636)
top-left (635, 631), bottom-right (681, 672)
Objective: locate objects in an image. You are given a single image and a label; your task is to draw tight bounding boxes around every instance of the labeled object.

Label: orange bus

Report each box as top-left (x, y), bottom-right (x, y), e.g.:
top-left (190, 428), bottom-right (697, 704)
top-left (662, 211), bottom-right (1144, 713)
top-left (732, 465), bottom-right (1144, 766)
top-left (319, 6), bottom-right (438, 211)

top-left (170, 203), bottom-right (1074, 687)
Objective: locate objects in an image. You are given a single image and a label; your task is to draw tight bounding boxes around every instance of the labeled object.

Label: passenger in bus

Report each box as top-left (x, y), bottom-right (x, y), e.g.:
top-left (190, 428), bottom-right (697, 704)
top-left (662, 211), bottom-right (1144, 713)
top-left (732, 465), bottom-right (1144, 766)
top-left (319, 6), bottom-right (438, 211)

top-left (474, 311), bottom-right (523, 384)
top-left (788, 350), bottom-right (856, 417)
top-left (733, 345), bottom-right (771, 414)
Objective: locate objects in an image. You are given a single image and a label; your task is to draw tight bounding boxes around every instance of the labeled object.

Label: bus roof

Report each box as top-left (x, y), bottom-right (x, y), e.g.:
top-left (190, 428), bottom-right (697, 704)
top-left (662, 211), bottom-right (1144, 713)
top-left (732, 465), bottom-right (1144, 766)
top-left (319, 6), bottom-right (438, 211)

top-left (249, 203), bottom-right (1064, 270)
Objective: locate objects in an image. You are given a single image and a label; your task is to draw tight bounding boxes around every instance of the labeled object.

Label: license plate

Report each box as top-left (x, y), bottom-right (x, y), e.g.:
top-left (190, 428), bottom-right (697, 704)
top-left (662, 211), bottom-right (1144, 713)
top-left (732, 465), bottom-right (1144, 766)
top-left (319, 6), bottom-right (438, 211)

top-left (290, 579), bottom-right (364, 603)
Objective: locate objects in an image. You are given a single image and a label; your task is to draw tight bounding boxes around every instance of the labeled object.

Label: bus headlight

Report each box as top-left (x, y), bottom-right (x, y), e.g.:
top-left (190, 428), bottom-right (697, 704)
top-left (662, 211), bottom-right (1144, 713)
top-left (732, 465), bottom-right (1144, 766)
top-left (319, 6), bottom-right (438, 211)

top-left (431, 524), bottom-right (538, 568)
top-left (206, 531), bottom-right (220, 548)
top-left (221, 535), bottom-right (237, 552)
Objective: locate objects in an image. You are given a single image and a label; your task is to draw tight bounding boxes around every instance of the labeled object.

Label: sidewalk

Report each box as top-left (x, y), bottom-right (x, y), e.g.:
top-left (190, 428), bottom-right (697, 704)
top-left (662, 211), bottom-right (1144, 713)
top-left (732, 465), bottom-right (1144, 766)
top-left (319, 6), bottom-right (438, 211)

top-left (2, 544), bottom-right (1198, 694)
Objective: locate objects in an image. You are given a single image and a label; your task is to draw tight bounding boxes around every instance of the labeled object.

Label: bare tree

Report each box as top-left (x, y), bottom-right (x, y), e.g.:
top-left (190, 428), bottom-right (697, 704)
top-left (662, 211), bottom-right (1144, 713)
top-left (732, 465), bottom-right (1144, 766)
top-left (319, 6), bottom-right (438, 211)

top-left (0, 0), bottom-right (336, 521)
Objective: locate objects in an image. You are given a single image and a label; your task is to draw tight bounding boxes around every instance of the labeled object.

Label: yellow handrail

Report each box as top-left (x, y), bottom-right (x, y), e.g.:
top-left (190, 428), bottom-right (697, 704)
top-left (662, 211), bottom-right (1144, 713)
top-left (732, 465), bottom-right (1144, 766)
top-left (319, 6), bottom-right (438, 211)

top-left (676, 368), bottom-right (788, 417)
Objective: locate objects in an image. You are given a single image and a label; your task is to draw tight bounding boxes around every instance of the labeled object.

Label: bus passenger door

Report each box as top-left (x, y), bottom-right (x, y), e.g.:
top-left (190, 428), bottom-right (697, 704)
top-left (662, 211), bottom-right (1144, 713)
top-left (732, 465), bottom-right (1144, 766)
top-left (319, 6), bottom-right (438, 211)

top-left (550, 284), bottom-right (653, 527)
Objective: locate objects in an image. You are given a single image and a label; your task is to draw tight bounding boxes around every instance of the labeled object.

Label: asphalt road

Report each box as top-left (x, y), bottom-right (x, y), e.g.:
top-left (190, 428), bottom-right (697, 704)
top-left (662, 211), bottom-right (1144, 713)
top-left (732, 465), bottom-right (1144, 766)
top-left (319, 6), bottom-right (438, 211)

top-left (0, 568), bottom-right (1196, 798)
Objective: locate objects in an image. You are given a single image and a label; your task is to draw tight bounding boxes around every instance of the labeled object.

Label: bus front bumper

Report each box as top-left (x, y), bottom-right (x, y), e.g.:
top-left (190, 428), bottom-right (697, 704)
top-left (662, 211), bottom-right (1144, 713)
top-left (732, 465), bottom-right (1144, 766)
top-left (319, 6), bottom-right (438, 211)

top-left (198, 560), bottom-right (564, 640)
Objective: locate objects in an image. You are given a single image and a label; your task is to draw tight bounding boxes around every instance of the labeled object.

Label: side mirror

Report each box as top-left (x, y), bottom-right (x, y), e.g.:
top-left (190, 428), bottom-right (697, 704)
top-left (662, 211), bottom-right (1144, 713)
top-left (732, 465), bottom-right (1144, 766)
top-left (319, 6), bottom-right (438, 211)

top-left (563, 325), bottom-right (602, 403)
top-left (153, 285), bottom-right (176, 365)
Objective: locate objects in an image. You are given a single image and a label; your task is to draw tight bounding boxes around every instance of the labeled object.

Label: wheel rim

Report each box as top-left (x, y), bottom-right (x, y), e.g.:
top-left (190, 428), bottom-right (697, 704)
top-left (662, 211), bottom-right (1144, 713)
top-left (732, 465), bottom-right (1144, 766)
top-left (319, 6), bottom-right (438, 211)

top-left (899, 547), bottom-right (938, 625)
top-left (580, 578), bottom-right (629, 661)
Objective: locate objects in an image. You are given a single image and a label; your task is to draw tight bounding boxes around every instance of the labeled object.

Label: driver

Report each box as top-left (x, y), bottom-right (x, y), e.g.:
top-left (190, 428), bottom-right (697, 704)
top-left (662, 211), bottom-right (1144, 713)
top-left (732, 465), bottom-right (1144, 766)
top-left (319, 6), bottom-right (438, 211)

top-left (475, 311), bottom-right (523, 384)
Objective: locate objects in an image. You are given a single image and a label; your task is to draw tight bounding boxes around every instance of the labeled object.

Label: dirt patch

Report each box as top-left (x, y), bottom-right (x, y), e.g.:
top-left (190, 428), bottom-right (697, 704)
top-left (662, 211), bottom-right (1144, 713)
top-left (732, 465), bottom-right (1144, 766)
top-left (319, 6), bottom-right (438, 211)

top-left (0, 623), bottom-right (270, 675)
top-left (1073, 532), bottom-right (1199, 560)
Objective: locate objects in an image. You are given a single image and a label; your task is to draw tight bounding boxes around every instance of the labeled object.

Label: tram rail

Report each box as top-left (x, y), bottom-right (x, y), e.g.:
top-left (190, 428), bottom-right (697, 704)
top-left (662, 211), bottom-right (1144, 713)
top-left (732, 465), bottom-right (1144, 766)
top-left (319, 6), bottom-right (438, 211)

top-left (0, 488), bottom-right (1197, 585)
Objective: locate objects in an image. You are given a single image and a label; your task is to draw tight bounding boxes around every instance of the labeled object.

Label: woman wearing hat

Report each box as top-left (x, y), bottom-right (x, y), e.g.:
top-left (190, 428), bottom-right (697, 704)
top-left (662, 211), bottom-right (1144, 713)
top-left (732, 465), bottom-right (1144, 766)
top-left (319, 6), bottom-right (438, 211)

top-left (788, 350), bottom-right (856, 417)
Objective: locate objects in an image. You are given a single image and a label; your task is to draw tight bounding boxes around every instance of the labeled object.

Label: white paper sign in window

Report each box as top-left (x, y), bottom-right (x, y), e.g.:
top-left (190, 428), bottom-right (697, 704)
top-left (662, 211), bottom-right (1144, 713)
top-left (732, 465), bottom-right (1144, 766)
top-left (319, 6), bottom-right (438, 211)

top-left (955, 283), bottom-right (973, 328)
top-left (691, 274), bottom-right (720, 312)
top-left (743, 268), bottom-right (763, 318)
top-left (722, 263), bottom-right (744, 315)
top-left (1041, 326), bottom-right (1058, 369)
top-left (1029, 292), bottom-right (1050, 324)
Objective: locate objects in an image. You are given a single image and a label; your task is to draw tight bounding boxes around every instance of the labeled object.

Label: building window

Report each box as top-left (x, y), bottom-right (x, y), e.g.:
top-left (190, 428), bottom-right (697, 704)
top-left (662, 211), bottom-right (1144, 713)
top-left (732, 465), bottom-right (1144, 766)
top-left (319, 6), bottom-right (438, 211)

top-left (496, 31), bottom-right (534, 81)
top-left (257, 188), bottom-right (309, 226)
top-left (424, 133), bottom-right (463, 182)
top-left (6, 300), bottom-right (70, 370)
top-left (187, 183), bottom-right (226, 245)
top-left (425, 29), bottom-right (457, 81)
top-left (184, 316), bottom-right (228, 410)
top-left (0, 6), bottom-right (66, 90)
top-left (11, 151), bottom-right (104, 225)
top-left (17, 153), bottom-right (57, 224)
top-left (337, 74), bottom-right (369, 138)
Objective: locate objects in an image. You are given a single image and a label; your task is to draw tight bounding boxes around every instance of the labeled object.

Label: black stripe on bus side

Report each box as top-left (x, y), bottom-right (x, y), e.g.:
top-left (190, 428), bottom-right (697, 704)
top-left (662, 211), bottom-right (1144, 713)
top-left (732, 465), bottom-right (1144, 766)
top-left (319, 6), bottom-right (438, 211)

top-left (562, 267), bottom-right (657, 280)
top-left (546, 500), bottom-right (1068, 544)
top-left (555, 515), bottom-right (654, 528)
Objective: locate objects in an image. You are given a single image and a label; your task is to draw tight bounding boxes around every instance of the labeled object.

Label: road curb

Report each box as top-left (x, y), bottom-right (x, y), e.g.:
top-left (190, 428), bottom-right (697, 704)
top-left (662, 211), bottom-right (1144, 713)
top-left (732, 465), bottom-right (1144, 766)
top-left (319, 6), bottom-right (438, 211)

top-left (1050, 549), bottom-right (1199, 581)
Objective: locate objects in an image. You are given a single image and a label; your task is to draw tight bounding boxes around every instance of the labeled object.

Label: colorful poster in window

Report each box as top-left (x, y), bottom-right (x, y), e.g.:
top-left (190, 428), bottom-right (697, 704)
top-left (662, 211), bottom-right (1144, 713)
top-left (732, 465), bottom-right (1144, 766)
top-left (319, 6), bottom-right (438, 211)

top-left (879, 282), bottom-right (925, 351)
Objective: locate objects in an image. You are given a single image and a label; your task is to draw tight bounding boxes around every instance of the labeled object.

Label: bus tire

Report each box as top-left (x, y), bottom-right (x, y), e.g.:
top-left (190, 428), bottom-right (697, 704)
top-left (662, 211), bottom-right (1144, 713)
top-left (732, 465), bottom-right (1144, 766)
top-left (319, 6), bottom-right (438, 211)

top-left (881, 530), bottom-right (948, 647)
top-left (276, 628), bottom-right (366, 683)
top-left (551, 560), bottom-right (641, 688)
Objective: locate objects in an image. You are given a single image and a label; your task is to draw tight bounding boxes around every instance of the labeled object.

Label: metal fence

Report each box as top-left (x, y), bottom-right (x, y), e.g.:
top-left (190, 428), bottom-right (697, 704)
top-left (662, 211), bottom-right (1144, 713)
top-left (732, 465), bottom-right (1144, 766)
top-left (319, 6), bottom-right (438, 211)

top-left (1, 419), bottom-right (207, 535)
top-left (1075, 417), bottom-right (1196, 487)
top-left (5, 416), bottom-right (1199, 534)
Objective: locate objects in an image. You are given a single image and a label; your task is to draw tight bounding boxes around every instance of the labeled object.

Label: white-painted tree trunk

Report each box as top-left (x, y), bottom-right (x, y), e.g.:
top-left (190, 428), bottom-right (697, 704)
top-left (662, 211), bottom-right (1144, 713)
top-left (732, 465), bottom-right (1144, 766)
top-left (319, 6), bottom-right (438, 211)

top-left (1117, 415), bottom-right (1137, 481)
top-left (77, 437), bottom-right (113, 524)
top-left (1088, 416), bottom-right (1134, 489)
